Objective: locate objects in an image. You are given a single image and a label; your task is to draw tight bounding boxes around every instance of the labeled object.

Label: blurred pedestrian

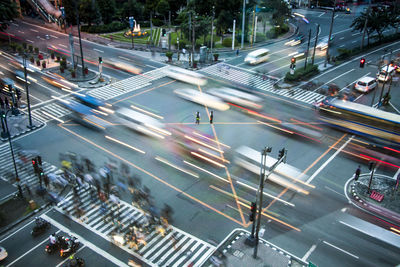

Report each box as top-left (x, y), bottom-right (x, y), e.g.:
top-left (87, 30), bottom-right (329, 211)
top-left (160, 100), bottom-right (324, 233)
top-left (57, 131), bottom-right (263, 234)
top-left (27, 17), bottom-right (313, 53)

top-left (43, 174), bottom-right (49, 189)
top-left (0, 97), bottom-right (4, 110)
top-left (236, 49), bottom-right (239, 56)
top-left (209, 111), bottom-right (213, 124)
top-left (195, 111), bottom-right (200, 124)
top-left (355, 165), bottom-right (361, 181)
top-left (4, 98), bottom-right (9, 109)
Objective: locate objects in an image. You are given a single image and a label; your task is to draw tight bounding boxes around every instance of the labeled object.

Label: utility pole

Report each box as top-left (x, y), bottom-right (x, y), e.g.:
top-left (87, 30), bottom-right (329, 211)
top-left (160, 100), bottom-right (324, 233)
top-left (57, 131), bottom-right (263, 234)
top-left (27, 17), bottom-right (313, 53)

top-left (210, 6), bottom-right (215, 59)
top-left (254, 15), bottom-right (258, 43)
top-left (360, 0), bottom-right (371, 51)
top-left (189, 12), bottom-right (192, 66)
top-left (168, 11), bottom-right (171, 51)
top-left (250, 7), bottom-right (256, 47)
top-left (192, 15), bottom-right (196, 67)
top-left (378, 50), bottom-right (392, 107)
top-left (74, 1), bottom-right (85, 76)
top-left (150, 12), bottom-right (153, 46)
top-left (23, 54), bottom-right (33, 128)
top-left (241, 0), bottom-right (246, 48)
top-left (304, 28), bottom-right (311, 70)
top-left (232, 19), bottom-right (236, 50)
top-left (324, 2), bottom-right (336, 68)
top-left (311, 24), bottom-right (320, 65)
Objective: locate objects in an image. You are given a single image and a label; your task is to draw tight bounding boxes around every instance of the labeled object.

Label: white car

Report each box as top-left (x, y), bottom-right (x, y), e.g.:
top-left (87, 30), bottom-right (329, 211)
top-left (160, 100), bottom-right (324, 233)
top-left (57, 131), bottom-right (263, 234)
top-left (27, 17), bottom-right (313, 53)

top-left (0, 246), bottom-right (8, 261)
top-left (174, 89), bottom-right (230, 111)
top-left (354, 76), bottom-right (377, 93)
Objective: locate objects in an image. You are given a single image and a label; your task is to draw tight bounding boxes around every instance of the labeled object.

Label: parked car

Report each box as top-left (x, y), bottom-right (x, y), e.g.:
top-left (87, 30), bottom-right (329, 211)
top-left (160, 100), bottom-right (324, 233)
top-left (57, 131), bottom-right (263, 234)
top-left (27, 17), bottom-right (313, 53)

top-left (354, 76), bottom-right (377, 93)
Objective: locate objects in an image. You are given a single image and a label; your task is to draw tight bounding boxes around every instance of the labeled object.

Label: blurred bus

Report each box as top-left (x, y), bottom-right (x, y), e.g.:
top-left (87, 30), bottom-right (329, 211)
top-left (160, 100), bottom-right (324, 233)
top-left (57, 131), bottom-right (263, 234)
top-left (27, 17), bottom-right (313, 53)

top-left (104, 60), bottom-right (142, 75)
top-left (164, 67), bottom-right (207, 86)
top-left (317, 98), bottom-right (400, 146)
top-left (235, 146), bottom-right (311, 195)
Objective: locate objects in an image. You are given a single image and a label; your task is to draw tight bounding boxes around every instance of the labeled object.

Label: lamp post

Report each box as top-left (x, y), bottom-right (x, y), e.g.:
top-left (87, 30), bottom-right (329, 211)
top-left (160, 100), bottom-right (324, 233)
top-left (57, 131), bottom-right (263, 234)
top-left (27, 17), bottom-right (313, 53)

top-left (1, 110), bottom-right (23, 198)
top-left (241, 0), bottom-right (246, 48)
top-left (22, 54), bottom-right (33, 128)
top-left (324, 2), bottom-right (336, 68)
top-left (74, 1), bottom-right (86, 76)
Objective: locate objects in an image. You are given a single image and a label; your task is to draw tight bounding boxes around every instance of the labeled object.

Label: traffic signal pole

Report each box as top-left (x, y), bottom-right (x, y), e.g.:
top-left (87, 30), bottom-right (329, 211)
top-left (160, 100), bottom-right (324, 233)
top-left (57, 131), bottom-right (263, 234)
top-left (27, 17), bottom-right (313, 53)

top-left (324, 2), bottom-right (336, 68)
top-left (23, 54), bottom-right (33, 128)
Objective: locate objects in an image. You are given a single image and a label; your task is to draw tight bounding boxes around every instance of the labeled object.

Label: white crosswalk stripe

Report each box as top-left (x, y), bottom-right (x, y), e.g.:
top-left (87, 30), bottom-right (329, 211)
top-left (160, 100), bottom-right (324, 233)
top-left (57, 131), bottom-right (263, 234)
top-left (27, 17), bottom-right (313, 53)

top-left (87, 66), bottom-right (169, 100)
top-left (201, 63), bottom-right (326, 104)
top-left (0, 145), bottom-right (58, 190)
top-left (30, 102), bottom-right (71, 123)
top-left (55, 187), bottom-right (215, 267)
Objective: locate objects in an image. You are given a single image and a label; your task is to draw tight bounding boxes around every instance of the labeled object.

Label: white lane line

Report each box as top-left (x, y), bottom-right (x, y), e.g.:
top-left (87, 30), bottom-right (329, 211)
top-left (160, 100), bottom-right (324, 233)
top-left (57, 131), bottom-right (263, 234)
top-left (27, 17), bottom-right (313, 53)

top-left (314, 68), bottom-right (355, 92)
top-left (30, 29), bottom-right (39, 33)
top-left (145, 64), bottom-right (157, 69)
top-left (50, 35), bottom-right (58, 39)
top-left (12, 23), bottom-right (19, 27)
top-left (324, 186), bottom-right (346, 197)
top-left (352, 40), bottom-right (358, 43)
top-left (118, 56), bottom-right (131, 61)
top-left (340, 44), bottom-right (345, 47)
top-left (302, 244), bottom-right (317, 261)
top-left (58, 43), bottom-right (67, 48)
top-left (318, 13), bottom-right (325, 17)
top-left (93, 48), bottom-right (104, 53)
top-left (27, 39), bottom-right (34, 43)
top-left (340, 37), bottom-right (345, 40)
top-left (5, 230), bottom-right (61, 267)
top-left (334, 14), bottom-right (338, 19)
top-left (340, 72), bottom-right (371, 92)
top-left (389, 102), bottom-right (400, 114)
top-left (0, 220), bottom-right (34, 243)
top-left (322, 240), bottom-right (359, 259)
top-left (41, 214), bottom-right (129, 267)
top-left (17, 30), bottom-right (24, 34)
top-left (352, 33), bottom-right (360, 36)
top-left (307, 136), bottom-right (354, 184)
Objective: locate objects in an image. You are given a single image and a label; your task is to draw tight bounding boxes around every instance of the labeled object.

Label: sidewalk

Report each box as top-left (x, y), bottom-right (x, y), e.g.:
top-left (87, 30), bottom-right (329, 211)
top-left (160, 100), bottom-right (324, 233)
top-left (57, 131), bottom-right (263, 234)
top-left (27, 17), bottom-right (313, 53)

top-left (0, 111), bottom-right (44, 141)
top-left (345, 173), bottom-right (400, 225)
top-left (201, 229), bottom-right (307, 267)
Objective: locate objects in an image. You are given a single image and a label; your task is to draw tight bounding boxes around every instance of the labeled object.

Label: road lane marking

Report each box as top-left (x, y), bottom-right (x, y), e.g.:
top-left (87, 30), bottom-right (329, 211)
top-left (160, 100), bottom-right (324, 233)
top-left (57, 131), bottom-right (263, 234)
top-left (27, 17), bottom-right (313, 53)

top-left (324, 186), bottom-right (345, 197)
top-left (352, 33), bottom-right (360, 36)
top-left (340, 37), bottom-right (345, 40)
top-left (0, 220), bottom-right (34, 243)
top-left (339, 72), bottom-right (370, 92)
top-left (58, 43), bottom-right (67, 48)
top-left (322, 240), bottom-right (359, 259)
top-left (50, 35), bottom-right (58, 39)
top-left (340, 44), bottom-right (345, 47)
top-left (5, 230), bottom-right (61, 267)
top-left (17, 30), bottom-right (24, 34)
top-left (302, 244), bottom-right (317, 261)
top-left (12, 23), bottom-right (19, 27)
top-left (352, 40), bottom-right (358, 43)
top-left (314, 68), bottom-right (355, 92)
top-left (389, 102), bottom-right (400, 114)
top-left (41, 214), bottom-right (129, 267)
top-left (30, 29), bottom-right (39, 32)
top-left (318, 12), bottom-right (325, 17)
top-left (93, 48), bottom-right (104, 53)
top-left (27, 39), bottom-right (34, 43)
top-left (334, 14), bottom-right (338, 19)
top-left (307, 136), bottom-right (353, 184)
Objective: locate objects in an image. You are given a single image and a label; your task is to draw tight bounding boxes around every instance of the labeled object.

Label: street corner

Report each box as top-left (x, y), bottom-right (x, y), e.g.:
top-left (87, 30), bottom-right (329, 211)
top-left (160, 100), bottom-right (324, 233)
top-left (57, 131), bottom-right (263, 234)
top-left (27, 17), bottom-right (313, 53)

top-left (78, 75), bottom-right (112, 89)
top-left (347, 173), bottom-right (400, 224)
top-left (1, 112), bottom-right (45, 142)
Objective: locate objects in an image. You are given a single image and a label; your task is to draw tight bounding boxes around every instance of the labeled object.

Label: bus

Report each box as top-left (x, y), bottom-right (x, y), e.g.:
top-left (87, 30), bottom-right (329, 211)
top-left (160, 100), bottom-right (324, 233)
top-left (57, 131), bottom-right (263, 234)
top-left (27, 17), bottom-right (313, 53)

top-left (164, 66), bottom-right (207, 86)
top-left (114, 107), bottom-right (171, 139)
top-left (58, 99), bottom-right (111, 130)
top-left (235, 146), bottom-right (312, 195)
top-left (73, 93), bottom-right (113, 114)
top-left (317, 98), bottom-right (400, 145)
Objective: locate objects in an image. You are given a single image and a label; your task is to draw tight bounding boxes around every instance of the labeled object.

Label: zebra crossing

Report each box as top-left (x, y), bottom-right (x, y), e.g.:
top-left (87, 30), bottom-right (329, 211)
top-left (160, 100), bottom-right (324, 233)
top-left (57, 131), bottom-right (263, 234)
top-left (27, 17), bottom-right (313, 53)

top-left (55, 187), bottom-right (215, 267)
top-left (87, 66), bottom-right (169, 100)
top-left (201, 63), bottom-right (326, 104)
top-left (0, 144), bottom-right (57, 189)
top-left (30, 66), bottom-right (169, 123)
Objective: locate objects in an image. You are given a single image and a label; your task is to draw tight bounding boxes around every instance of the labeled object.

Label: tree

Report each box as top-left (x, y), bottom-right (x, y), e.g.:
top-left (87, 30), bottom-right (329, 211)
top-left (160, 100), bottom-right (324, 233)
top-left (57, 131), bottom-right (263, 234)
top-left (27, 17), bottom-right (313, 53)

top-left (0, 0), bottom-right (19, 27)
top-left (118, 0), bottom-right (144, 21)
top-left (156, 0), bottom-right (170, 25)
top-left (350, 11), bottom-right (373, 46)
top-left (79, 0), bottom-right (101, 26)
top-left (216, 10), bottom-right (233, 38)
top-left (60, 0), bottom-right (77, 26)
top-left (368, 9), bottom-right (390, 42)
top-left (97, 0), bottom-right (116, 24)
top-left (261, 0), bottom-right (290, 27)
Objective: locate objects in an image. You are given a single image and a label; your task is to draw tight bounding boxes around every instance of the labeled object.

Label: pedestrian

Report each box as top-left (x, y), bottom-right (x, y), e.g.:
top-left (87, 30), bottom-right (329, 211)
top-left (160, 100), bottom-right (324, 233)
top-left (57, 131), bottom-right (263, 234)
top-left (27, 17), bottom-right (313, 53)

top-left (355, 165), bottom-right (361, 181)
top-left (209, 111), bottom-right (213, 124)
top-left (262, 74), bottom-right (266, 81)
top-left (195, 111), bottom-right (200, 124)
top-left (43, 174), bottom-right (50, 189)
top-left (0, 97), bottom-right (4, 110)
top-left (4, 98), bottom-right (9, 109)
top-left (236, 49), bottom-right (239, 56)
top-left (24, 183), bottom-right (32, 197)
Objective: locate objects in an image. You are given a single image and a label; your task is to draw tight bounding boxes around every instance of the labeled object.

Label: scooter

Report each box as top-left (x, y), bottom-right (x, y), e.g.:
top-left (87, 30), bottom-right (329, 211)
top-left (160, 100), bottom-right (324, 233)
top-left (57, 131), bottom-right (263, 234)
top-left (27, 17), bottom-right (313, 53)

top-left (65, 257), bottom-right (85, 267)
top-left (60, 236), bottom-right (80, 257)
top-left (32, 218), bottom-right (51, 236)
top-left (45, 235), bottom-right (63, 254)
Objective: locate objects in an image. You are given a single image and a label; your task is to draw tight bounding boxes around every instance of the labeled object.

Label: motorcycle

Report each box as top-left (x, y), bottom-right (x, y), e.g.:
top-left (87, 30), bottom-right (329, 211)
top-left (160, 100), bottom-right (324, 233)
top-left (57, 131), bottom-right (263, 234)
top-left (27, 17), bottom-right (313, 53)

top-left (31, 218), bottom-right (50, 237)
top-left (60, 236), bottom-right (80, 257)
top-left (45, 235), bottom-right (63, 254)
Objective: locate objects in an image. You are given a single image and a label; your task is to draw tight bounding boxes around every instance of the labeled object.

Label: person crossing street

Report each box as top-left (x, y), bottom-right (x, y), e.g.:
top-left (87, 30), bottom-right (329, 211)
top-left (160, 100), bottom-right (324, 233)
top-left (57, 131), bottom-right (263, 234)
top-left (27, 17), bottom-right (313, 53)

top-left (195, 111), bottom-right (200, 124)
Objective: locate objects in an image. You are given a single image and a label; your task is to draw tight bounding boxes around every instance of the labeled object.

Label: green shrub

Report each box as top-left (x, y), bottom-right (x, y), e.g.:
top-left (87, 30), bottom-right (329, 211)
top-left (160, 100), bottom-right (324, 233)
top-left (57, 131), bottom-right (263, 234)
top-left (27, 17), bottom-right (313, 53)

top-left (152, 18), bottom-right (163, 27)
top-left (165, 51), bottom-right (173, 58)
top-left (81, 21), bottom-right (127, 33)
top-left (16, 45), bottom-right (23, 53)
top-left (28, 44), bottom-right (33, 52)
top-left (34, 47), bottom-right (39, 54)
top-left (336, 48), bottom-right (352, 60)
top-left (10, 42), bottom-right (17, 51)
top-left (285, 64), bottom-right (319, 82)
top-left (222, 37), bottom-right (238, 47)
top-left (22, 42), bottom-right (27, 49)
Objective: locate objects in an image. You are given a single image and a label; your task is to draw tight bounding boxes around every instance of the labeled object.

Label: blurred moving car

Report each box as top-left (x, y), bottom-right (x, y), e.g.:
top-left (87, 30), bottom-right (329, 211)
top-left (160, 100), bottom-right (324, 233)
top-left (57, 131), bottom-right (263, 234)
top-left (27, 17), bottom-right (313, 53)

top-left (0, 246), bottom-right (7, 261)
top-left (207, 87), bottom-right (263, 109)
top-left (316, 35), bottom-right (334, 50)
top-left (244, 49), bottom-right (270, 65)
top-left (174, 89), bottom-right (230, 111)
top-left (164, 66), bottom-right (207, 86)
top-left (285, 34), bottom-right (304, 46)
top-left (354, 76), bottom-right (377, 93)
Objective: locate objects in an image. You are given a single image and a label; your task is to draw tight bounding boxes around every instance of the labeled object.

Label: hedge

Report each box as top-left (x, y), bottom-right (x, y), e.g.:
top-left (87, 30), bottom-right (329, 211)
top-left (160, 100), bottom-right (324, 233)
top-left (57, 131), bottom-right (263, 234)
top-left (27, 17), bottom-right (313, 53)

top-left (81, 21), bottom-right (127, 33)
top-left (266, 24), bottom-right (289, 39)
top-left (284, 64), bottom-right (319, 82)
top-left (222, 37), bottom-right (238, 47)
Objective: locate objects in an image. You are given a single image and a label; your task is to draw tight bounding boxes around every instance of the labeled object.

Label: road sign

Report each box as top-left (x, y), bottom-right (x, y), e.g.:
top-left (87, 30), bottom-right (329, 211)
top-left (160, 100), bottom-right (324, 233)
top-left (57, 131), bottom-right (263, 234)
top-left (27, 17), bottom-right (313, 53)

top-left (60, 7), bottom-right (65, 18)
top-left (129, 16), bottom-right (134, 30)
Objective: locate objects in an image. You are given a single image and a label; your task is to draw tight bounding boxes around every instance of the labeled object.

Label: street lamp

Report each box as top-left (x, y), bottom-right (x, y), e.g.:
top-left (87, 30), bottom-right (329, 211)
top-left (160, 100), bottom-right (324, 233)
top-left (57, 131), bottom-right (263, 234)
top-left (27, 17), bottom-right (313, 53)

top-left (22, 54), bottom-right (33, 128)
top-left (1, 110), bottom-right (23, 198)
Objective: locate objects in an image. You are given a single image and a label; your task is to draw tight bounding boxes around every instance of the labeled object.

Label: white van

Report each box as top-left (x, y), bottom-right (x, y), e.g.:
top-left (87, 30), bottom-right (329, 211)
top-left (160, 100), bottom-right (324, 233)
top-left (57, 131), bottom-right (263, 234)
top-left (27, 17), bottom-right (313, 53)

top-left (244, 49), bottom-right (270, 65)
top-left (377, 65), bottom-right (396, 82)
top-left (163, 66), bottom-right (207, 86)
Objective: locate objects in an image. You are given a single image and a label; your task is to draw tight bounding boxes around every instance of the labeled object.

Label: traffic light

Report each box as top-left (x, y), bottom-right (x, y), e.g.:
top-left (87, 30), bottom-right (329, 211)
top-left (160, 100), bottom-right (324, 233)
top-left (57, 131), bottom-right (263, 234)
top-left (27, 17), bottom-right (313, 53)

top-left (37, 155), bottom-right (42, 166)
top-left (15, 88), bottom-right (21, 100)
top-left (249, 202), bottom-right (256, 222)
top-left (278, 148), bottom-right (285, 159)
top-left (162, 29), bottom-right (166, 37)
top-left (368, 161), bottom-right (375, 171)
top-left (291, 57), bottom-right (296, 64)
top-left (32, 158), bottom-right (39, 173)
top-left (360, 58), bottom-right (365, 68)
top-left (99, 57), bottom-right (103, 64)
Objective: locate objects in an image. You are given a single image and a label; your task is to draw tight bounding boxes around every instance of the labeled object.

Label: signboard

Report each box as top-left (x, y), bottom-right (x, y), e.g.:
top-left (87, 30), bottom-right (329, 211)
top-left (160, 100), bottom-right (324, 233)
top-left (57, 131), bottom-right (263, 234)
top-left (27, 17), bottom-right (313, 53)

top-left (60, 7), bottom-right (65, 18)
top-left (129, 16), bottom-right (134, 30)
